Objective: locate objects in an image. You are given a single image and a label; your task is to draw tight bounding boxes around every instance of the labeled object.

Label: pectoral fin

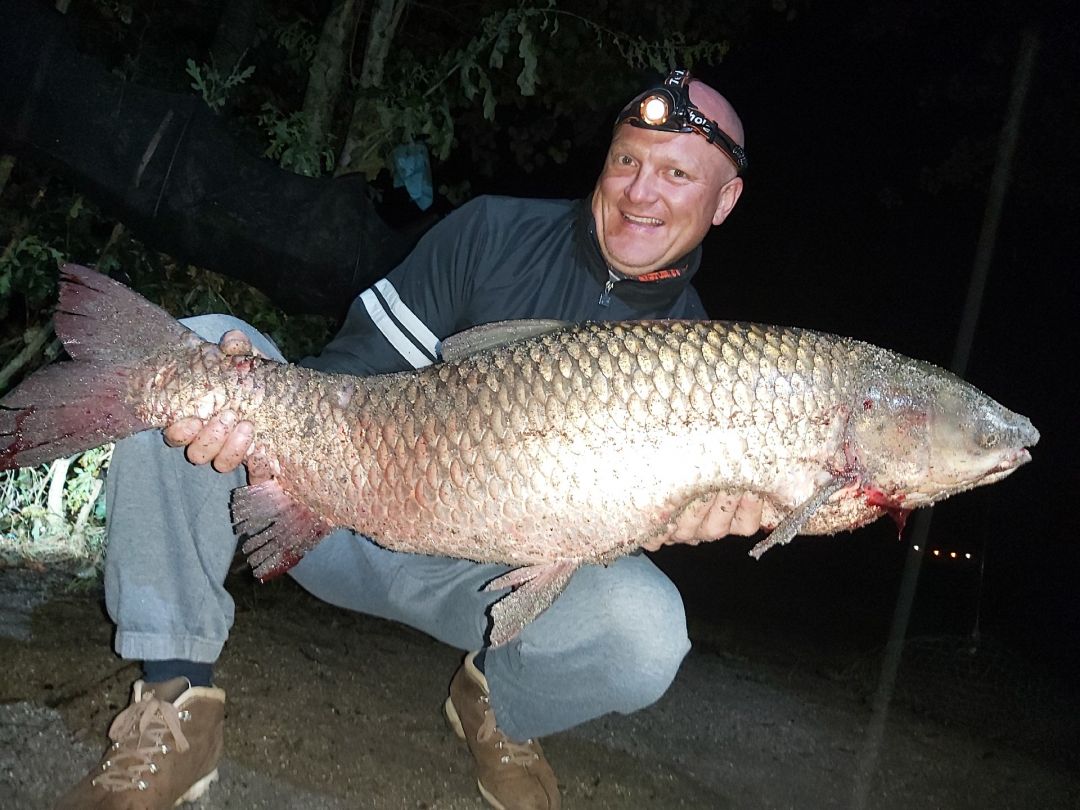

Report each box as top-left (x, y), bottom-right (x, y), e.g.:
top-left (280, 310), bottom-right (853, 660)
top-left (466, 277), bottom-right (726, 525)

top-left (484, 560), bottom-right (580, 647)
top-left (748, 474), bottom-right (856, 559)
top-left (233, 479), bottom-right (336, 580)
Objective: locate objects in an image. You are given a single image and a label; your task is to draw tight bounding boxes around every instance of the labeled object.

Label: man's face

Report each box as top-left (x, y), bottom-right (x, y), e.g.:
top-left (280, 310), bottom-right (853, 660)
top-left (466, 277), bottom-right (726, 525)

top-left (591, 125), bottom-right (743, 277)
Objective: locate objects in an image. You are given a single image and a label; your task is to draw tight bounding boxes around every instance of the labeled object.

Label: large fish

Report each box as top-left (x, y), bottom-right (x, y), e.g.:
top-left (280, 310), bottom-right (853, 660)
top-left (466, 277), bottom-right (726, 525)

top-left (0, 266), bottom-right (1038, 644)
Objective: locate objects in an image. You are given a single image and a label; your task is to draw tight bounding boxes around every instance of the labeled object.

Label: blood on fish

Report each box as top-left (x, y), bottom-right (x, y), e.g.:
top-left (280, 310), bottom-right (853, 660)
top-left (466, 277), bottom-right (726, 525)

top-left (864, 487), bottom-right (910, 535)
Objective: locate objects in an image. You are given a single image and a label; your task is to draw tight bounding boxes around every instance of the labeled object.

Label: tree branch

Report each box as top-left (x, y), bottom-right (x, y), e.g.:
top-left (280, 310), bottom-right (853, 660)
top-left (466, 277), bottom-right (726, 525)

top-left (304, 0), bottom-right (360, 152)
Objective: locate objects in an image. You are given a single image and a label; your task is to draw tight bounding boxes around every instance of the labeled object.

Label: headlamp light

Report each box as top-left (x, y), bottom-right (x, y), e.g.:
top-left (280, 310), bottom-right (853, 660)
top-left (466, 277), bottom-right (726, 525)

top-left (639, 93), bottom-right (672, 126)
top-left (615, 68), bottom-right (748, 175)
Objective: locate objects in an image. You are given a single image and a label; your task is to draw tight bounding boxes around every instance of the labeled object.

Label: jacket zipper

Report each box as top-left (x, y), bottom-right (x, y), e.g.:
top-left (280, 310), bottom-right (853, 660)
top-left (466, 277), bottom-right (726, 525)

top-left (598, 277), bottom-right (615, 307)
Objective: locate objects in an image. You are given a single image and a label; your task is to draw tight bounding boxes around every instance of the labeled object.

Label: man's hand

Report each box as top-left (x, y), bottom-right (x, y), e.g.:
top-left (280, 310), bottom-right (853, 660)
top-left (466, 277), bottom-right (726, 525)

top-left (642, 492), bottom-right (764, 551)
top-left (163, 329), bottom-right (259, 474)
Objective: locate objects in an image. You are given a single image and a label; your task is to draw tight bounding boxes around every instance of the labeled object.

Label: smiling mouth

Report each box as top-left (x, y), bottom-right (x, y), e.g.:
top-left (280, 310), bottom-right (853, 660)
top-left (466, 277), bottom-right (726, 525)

top-left (622, 212), bottom-right (663, 226)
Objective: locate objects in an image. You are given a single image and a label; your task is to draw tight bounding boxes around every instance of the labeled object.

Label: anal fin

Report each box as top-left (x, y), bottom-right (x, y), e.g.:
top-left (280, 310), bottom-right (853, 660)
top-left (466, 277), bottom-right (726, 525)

top-left (232, 479), bottom-right (336, 580)
top-left (484, 560), bottom-right (580, 647)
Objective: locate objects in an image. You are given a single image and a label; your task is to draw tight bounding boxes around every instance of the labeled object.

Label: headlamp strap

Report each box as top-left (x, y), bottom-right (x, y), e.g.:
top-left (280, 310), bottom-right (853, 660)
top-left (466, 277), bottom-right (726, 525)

top-left (617, 69), bottom-right (748, 174)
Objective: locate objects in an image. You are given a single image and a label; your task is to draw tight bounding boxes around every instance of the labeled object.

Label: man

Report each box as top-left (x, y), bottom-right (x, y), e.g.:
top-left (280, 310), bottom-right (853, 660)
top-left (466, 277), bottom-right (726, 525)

top-left (57, 69), bottom-right (762, 810)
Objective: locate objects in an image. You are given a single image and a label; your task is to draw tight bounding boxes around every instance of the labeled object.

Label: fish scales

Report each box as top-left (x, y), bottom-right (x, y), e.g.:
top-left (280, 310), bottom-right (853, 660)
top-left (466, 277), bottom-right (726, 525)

top-left (0, 266), bottom-right (1038, 644)
top-left (138, 323), bottom-right (888, 559)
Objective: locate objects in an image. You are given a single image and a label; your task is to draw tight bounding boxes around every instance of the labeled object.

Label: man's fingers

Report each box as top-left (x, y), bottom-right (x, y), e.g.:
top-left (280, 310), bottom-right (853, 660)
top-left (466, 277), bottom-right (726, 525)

top-left (669, 495), bottom-right (716, 543)
top-left (219, 329), bottom-right (253, 357)
top-left (728, 492), bottom-right (764, 537)
top-left (163, 410), bottom-right (255, 471)
top-left (184, 411), bottom-right (235, 465)
top-left (645, 491), bottom-right (765, 551)
top-left (211, 420), bottom-right (255, 473)
top-left (163, 417), bottom-right (204, 447)
top-left (696, 493), bottom-right (739, 540)
top-left (665, 492), bottom-right (764, 545)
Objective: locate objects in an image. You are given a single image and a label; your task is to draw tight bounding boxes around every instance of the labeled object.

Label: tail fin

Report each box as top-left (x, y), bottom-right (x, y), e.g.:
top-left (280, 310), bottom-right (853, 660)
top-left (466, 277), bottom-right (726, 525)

top-left (0, 264), bottom-right (192, 470)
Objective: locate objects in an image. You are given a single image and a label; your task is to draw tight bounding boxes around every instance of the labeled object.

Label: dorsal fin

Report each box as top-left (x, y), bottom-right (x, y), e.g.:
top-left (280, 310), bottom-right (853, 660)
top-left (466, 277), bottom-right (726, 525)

top-left (439, 319), bottom-right (572, 363)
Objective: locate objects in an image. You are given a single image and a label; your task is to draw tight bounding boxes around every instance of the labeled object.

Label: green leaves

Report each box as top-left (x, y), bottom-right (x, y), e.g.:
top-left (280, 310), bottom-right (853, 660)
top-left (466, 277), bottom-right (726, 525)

top-left (517, 18), bottom-right (538, 96)
top-left (186, 56), bottom-right (256, 113)
top-left (321, 2), bottom-right (731, 190)
top-left (0, 445), bottom-right (112, 569)
top-left (275, 17), bottom-right (319, 68)
top-left (257, 103), bottom-right (337, 177)
top-left (0, 237), bottom-right (62, 305)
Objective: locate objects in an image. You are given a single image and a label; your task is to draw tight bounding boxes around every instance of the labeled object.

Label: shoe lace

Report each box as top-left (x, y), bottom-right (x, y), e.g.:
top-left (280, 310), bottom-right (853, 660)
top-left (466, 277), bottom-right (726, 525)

top-left (475, 694), bottom-right (540, 767)
top-left (91, 690), bottom-right (191, 792)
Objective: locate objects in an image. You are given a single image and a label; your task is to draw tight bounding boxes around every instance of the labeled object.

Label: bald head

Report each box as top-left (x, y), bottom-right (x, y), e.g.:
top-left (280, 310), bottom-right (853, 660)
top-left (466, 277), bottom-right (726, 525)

top-left (688, 80), bottom-right (745, 149)
top-left (613, 72), bottom-right (746, 179)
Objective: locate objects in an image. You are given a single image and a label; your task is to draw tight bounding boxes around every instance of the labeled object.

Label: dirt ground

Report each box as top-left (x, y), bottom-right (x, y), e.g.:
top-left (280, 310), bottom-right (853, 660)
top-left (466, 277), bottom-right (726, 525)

top-left (1, 562), bottom-right (1077, 810)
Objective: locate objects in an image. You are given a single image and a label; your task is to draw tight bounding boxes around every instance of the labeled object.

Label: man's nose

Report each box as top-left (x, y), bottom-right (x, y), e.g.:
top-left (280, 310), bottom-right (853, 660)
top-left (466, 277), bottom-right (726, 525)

top-left (624, 169), bottom-right (658, 203)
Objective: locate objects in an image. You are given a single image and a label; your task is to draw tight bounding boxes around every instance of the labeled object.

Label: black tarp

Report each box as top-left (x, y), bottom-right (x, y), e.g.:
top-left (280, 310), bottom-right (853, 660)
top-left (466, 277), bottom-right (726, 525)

top-left (0, 0), bottom-right (420, 317)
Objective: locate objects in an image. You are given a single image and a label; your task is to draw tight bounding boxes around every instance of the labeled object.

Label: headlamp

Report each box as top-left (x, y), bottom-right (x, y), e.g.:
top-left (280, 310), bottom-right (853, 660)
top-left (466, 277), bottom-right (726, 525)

top-left (639, 94), bottom-right (671, 126)
top-left (615, 68), bottom-right (748, 175)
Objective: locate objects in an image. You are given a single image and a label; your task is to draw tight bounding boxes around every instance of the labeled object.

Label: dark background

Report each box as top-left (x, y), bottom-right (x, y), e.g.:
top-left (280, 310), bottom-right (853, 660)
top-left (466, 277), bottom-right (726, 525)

top-left (674, 3), bottom-right (1079, 686)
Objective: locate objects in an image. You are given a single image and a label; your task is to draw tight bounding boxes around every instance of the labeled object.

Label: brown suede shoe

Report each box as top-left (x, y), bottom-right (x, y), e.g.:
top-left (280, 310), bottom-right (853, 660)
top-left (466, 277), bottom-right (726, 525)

top-left (444, 652), bottom-right (560, 810)
top-left (54, 677), bottom-right (225, 809)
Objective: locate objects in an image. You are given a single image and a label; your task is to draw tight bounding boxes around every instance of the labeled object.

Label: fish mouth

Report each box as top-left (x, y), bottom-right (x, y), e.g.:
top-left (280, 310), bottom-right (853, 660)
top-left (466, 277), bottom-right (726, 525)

top-left (905, 448), bottom-right (1033, 504)
top-left (955, 447), bottom-right (1033, 492)
top-left (979, 447), bottom-right (1032, 485)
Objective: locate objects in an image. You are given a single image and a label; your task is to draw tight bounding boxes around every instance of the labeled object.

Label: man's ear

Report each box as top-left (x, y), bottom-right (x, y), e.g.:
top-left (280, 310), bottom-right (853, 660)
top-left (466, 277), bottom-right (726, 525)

top-left (712, 177), bottom-right (744, 226)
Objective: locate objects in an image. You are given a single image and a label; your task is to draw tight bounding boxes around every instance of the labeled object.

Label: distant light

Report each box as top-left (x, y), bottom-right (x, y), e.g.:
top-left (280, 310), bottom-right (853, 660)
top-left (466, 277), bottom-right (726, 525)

top-left (913, 545), bottom-right (920, 551)
top-left (933, 549), bottom-right (940, 556)
top-left (965, 553), bottom-right (972, 560)
top-left (950, 551), bottom-right (958, 559)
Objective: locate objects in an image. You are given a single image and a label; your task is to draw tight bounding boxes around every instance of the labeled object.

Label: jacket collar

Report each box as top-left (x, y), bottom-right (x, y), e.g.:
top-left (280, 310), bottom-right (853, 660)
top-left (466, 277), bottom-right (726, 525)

top-left (573, 198), bottom-right (701, 310)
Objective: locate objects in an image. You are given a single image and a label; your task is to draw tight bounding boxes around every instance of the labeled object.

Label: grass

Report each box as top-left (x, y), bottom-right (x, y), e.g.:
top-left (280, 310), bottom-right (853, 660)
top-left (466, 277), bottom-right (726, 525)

top-left (0, 445), bottom-right (111, 575)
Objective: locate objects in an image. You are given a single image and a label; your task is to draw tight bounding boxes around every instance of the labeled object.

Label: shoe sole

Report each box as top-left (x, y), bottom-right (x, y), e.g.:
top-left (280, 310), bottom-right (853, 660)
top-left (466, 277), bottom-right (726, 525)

top-left (174, 768), bottom-right (219, 806)
top-left (443, 698), bottom-right (508, 810)
top-left (443, 696), bottom-right (467, 741)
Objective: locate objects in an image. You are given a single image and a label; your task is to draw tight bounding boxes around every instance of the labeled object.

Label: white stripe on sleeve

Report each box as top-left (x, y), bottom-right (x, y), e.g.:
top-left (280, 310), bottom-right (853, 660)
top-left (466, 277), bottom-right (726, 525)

top-left (359, 288), bottom-right (434, 369)
top-left (373, 278), bottom-right (441, 359)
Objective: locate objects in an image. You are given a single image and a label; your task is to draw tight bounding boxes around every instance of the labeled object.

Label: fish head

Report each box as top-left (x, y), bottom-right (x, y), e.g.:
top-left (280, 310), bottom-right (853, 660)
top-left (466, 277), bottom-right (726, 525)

top-left (847, 355), bottom-right (1039, 509)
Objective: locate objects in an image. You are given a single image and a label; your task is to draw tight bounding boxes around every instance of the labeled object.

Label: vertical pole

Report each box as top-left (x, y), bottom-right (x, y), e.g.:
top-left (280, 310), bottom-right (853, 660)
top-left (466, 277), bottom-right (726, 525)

top-left (850, 27), bottom-right (1040, 809)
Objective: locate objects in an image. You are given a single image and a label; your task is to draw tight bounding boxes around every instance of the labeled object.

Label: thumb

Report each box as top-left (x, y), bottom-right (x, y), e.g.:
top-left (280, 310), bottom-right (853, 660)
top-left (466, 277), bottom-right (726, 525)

top-left (220, 329), bottom-right (255, 357)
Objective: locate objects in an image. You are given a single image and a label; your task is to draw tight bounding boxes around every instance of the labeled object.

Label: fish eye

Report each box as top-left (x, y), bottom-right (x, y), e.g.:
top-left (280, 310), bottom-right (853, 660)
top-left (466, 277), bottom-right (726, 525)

top-left (980, 431), bottom-right (999, 449)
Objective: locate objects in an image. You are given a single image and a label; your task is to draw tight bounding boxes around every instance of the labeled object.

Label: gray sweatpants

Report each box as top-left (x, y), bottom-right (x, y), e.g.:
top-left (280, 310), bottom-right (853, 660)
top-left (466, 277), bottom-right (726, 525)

top-left (104, 315), bottom-right (691, 741)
